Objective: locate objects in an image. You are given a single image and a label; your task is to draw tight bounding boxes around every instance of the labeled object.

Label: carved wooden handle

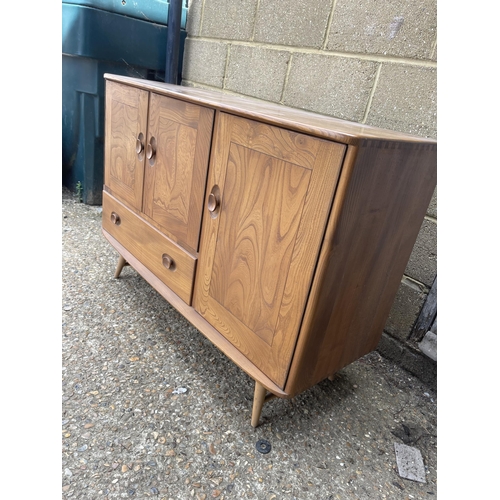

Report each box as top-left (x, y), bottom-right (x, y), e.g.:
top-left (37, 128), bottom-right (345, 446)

top-left (207, 193), bottom-right (218, 213)
top-left (136, 134), bottom-right (144, 155)
top-left (110, 212), bottom-right (121, 225)
top-left (207, 185), bottom-right (221, 219)
top-left (162, 254), bottom-right (175, 270)
top-left (146, 136), bottom-right (157, 163)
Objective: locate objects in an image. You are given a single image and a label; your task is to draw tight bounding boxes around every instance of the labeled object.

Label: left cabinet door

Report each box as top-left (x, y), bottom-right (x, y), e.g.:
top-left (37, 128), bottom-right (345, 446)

top-left (104, 81), bottom-right (149, 211)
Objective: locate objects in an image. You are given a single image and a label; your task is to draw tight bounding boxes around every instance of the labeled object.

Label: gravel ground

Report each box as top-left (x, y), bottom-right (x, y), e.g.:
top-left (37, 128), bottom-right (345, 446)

top-left (62, 186), bottom-right (437, 499)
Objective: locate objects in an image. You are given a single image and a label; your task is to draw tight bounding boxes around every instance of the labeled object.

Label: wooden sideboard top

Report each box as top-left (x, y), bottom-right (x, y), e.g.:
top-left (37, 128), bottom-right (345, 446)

top-left (104, 74), bottom-right (437, 147)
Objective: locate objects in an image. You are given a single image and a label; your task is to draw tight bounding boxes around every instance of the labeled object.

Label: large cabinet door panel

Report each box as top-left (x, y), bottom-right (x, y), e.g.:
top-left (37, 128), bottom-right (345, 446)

top-left (194, 113), bottom-right (346, 387)
top-left (143, 94), bottom-right (214, 253)
top-left (104, 81), bottom-right (149, 211)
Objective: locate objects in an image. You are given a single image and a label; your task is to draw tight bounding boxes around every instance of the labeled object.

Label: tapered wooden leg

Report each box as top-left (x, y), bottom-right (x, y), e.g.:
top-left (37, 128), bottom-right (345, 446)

top-left (328, 374), bottom-right (336, 381)
top-left (251, 381), bottom-right (267, 428)
top-left (114, 255), bottom-right (129, 278)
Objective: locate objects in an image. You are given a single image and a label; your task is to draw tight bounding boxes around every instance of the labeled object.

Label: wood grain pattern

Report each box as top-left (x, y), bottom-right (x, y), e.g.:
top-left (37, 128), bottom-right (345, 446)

top-left (284, 140), bottom-right (437, 396)
top-left (227, 115), bottom-right (321, 169)
top-left (102, 191), bottom-right (197, 305)
top-left (210, 142), bottom-right (312, 345)
top-left (194, 112), bottom-right (346, 387)
top-left (142, 94), bottom-right (214, 253)
top-left (104, 81), bottom-right (149, 210)
top-left (104, 74), bottom-right (437, 146)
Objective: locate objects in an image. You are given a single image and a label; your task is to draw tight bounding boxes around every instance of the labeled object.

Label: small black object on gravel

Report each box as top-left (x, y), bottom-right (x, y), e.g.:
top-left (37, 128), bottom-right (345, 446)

top-left (256, 439), bottom-right (272, 454)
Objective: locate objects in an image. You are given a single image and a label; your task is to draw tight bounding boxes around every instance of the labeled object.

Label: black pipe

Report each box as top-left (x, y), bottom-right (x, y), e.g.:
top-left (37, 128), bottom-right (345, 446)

top-left (165, 0), bottom-right (183, 84)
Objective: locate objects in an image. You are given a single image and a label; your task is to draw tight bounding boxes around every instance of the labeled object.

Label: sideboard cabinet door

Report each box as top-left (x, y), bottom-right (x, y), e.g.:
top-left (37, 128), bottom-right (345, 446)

top-left (104, 81), bottom-right (149, 211)
top-left (194, 113), bottom-right (347, 388)
top-left (142, 94), bottom-right (214, 253)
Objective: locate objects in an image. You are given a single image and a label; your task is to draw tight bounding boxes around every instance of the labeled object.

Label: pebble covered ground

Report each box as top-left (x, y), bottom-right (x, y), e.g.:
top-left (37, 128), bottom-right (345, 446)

top-left (62, 187), bottom-right (437, 499)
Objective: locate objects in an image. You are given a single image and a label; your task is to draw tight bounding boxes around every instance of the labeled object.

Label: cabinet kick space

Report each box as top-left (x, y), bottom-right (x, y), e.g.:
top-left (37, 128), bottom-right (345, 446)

top-left (102, 74), bottom-right (437, 427)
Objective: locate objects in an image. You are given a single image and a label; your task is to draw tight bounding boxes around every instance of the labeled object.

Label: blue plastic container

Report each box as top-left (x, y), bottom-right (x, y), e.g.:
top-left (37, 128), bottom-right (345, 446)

top-left (62, 1), bottom-right (188, 204)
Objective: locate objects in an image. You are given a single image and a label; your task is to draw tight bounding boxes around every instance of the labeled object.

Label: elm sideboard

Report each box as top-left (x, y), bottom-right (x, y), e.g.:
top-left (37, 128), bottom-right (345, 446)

top-left (101, 74), bottom-right (437, 427)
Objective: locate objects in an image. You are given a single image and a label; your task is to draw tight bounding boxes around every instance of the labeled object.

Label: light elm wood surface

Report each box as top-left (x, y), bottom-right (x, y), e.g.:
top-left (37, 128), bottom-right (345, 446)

top-left (104, 74), bottom-right (437, 146)
top-left (142, 95), bottom-right (214, 253)
top-left (285, 140), bottom-right (437, 396)
top-left (193, 112), bottom-right (346, 387)
top-left (102, 191), bottom-right (197, 305)
top-left (104, 81), bottom-right (149, 211)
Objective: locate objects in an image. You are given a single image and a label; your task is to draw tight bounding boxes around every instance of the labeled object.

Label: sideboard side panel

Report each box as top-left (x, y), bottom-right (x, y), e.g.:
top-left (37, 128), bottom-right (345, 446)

top-left (285, 140), bottom-right (437, 396)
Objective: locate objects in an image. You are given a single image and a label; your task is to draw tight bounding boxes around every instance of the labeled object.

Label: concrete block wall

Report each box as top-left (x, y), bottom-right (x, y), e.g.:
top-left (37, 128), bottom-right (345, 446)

top-left (182, 0), bottom-right (437, 386)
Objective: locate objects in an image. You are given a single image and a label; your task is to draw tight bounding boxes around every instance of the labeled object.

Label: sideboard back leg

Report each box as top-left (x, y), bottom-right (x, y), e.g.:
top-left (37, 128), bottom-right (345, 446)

top-left (114, 255), bottom-right (129, 278)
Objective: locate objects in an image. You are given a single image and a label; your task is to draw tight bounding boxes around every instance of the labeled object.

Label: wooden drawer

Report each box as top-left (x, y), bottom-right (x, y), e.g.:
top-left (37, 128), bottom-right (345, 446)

top-left (102, 191), bottom-right (197, 305)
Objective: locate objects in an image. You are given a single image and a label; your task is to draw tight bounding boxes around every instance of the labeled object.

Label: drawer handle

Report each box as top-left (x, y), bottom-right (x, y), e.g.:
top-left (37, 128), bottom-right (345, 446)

top-left (136, 132), bottom-right (144, 157)
top-left (147, 136), bottom-right (157, 165)
top-left (162, 253), bottom-right (175, 271)
top-left (207, 185), bottom-right (221, 219)
top-left (110, 212), bottom-right (121, 225)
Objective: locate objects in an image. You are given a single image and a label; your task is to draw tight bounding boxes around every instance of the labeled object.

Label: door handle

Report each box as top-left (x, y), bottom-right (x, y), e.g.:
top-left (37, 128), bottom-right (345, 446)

top-left (147, 136), bottom-right (157, 165)
top-left (136, 132), bottom-right (144, 159)
top-left (207, 185), bottom-right (221, 219)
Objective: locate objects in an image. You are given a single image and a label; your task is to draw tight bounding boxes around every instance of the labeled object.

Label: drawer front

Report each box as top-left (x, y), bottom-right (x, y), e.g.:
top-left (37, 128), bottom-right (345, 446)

top-left (102, 191), bottom-right (197, 305)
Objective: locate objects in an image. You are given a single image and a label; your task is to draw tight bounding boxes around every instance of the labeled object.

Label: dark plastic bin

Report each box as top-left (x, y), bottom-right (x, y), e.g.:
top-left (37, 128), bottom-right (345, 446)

top-left (62, 1), bottom-right (187, 204)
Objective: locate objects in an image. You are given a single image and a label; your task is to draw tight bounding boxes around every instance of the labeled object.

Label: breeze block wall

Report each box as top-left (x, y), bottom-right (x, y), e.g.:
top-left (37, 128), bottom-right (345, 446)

top-left (182, 0), bottom-right (437, 386)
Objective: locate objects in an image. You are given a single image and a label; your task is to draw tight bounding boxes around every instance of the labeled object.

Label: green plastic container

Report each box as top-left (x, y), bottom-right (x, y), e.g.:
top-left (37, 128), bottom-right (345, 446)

top-left (62, 1), bottom-right (187, 204)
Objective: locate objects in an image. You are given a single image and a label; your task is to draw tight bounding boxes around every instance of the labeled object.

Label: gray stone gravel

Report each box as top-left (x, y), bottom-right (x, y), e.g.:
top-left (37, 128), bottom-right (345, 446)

top-left (62, 186), bottom-right (437, 499)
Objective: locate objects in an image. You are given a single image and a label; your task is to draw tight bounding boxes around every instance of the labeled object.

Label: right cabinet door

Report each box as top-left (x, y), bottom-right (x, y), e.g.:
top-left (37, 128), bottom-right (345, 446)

top-left (194, 113), bottom-right (346, 387)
